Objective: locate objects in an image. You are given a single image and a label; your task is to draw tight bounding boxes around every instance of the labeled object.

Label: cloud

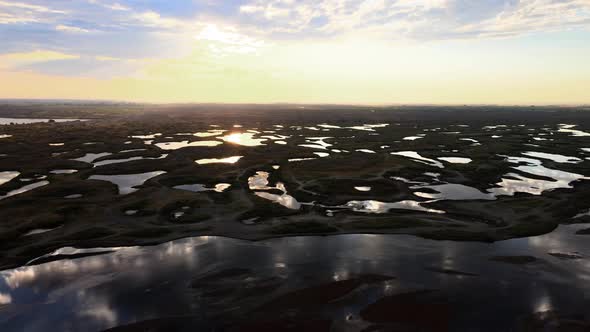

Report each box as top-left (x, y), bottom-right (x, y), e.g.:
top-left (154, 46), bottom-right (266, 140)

top-left (95, 55), bottom-right (119, 61)
top-left (131, 10), bottom-right (187, 29)
top-left (236, 0), bottom-right (590, 39)
top-left (0, 1), bottom-right (203, 65)
top-left (106, 2), bottom-right (129, 11)
top-left (0, 0), bottom-right (589, 99)
top-left (460, 0), bottom-right (590, 38)
top-left (195, 24), bottom-right (266, 55)
top-left (0, 1), bottom-right (66, 14)
top-left (0, 12), bottom-right (37, 24)
top-left (88, 0), bottom-right (130, 11)
top-left (1, 0), bottom-right (590, 43)
top-left (56, 24), bottom-right (90, 33)
top-left (0, 0), bottom-right (66, 25)
top-left (0, 50), bottom-right (80, 69)
top-left (239, 3), bottom-right (291, 20)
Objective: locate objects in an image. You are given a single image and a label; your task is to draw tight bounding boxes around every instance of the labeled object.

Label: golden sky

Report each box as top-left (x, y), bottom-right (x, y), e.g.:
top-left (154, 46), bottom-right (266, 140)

top-left (1, 0), bottom-right (589, 104)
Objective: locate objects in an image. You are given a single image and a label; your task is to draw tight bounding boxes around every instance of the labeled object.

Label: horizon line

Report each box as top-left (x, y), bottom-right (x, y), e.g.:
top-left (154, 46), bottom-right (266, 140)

top-left (0, 98), bottom-right (589, 108)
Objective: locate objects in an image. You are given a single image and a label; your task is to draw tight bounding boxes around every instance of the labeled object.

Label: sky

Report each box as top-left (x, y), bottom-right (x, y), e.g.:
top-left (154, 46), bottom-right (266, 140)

top-left (0, 0), bottom-right (589, 105)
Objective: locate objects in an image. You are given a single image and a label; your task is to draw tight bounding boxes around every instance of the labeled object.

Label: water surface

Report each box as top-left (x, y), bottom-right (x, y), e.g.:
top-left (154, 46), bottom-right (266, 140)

top-left (89, 171), bottom-right (165, 195)
top-left (0, 181), bottom-right (49, 200)
top-left (0, 171), bottom-right (19, 185)
top-left (2, 225), bottom-right (588, 331)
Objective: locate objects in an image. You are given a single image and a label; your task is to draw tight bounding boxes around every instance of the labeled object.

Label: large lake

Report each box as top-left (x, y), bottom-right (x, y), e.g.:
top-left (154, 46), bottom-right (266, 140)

top-left (0, 224), bottom-right (588, 331)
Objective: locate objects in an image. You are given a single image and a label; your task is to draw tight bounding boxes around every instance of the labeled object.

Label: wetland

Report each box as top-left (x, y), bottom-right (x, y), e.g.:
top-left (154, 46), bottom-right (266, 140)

top-left (0, 103), bottom-right (590, 331)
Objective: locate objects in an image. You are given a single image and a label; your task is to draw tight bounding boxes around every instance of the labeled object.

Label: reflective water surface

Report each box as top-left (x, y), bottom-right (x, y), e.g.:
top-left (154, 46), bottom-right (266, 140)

top-left (219, 132), bottom-right (266, 146)
top-left (522, 151), bottom-right (582, 164)
top-left (346, 199), bottom-right (445, 214)
top-left (93, 154), bottom-right (168, 167)
top-left (194, 156), bottom-right (243, 165)
top-left (155, 141), bottom-right (222, 150)
top-left (0, 171), bottom-right (19, 186)
top-left (0, 181), bottom-right (49, 200)
top-left (557, 124), bottom-right (590, 137)
top-left (1, 225), bottom-right (589, 331)
top-left (249, 170), bottom-right (301, 209)
top-left (489, 155), bottom-right (589, 196)
top-left (437, 157), bottom-right (472, 164)
top-left (415, 183), bottom-right (494, 201)
top-left (173, 183), bottom-right (231, 193)
top-left (391, 151), bottom-right (444, 168)
top-left (72, 152), bottom-right (112, 164)
top-left (89, 171), bottom-right (166, 195)
top-left (49, 169), bottom-right (78, 174)
top-left (193, 129), bottom-right (226, 137)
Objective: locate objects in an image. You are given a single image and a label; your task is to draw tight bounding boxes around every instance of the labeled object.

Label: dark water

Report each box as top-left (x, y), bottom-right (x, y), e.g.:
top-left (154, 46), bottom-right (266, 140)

top-left (1, 225), bottom-right (589, 331)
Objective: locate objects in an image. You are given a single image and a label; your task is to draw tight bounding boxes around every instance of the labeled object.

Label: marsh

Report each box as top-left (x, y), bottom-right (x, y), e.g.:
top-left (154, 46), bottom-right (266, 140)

top-left (0, 104), bottom-right (589, 331)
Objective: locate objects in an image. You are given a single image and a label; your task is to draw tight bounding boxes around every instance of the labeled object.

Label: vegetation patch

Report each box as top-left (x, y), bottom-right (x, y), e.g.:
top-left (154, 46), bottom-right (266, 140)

top-left (490, 255), bottom-right (538, 265)
top-left (499, 221), bottom-right (557, 238)
top-left (420, 229), bottom-right (495, 242)
top-left (341, 217), bottom-right (431, 230)
top-left (269, 221), bottom-right (339, 234)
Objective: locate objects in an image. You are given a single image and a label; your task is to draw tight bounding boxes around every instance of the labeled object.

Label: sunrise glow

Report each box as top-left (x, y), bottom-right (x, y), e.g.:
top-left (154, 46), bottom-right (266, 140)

top-left (0, 1), bottom-right (589, 104)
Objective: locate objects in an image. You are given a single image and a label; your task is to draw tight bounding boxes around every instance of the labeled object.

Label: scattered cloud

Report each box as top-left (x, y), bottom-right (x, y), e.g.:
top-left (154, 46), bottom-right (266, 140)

top-left (17, 50), bottom-right (79, 61)
top-left (0, 1), bottom-right (66, 14)
top-left (56, 24), bottom-right (90, 33)
top-left (106, 3), bottom-right (129, 11)
top-left (0, 0), bottom-right (589, 104)
top-left (89, 0), bottom-right (130, 11)
top-left (95, 55), bottom-right (119, 61)
top-left (196, 24), bottom-right (266, 55)
top-left (0, 50), bottom-right (80, 69)
top-left (131, 10), bottom-right (187, 29)
top-left (459, 0), bottom-right (590, 38)
top-left (0, 12), bottom-right (37, 24)
top-left (0, 0), bottom-right (66, 25)
top-left (236, 0), bottom-right (590, 39)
